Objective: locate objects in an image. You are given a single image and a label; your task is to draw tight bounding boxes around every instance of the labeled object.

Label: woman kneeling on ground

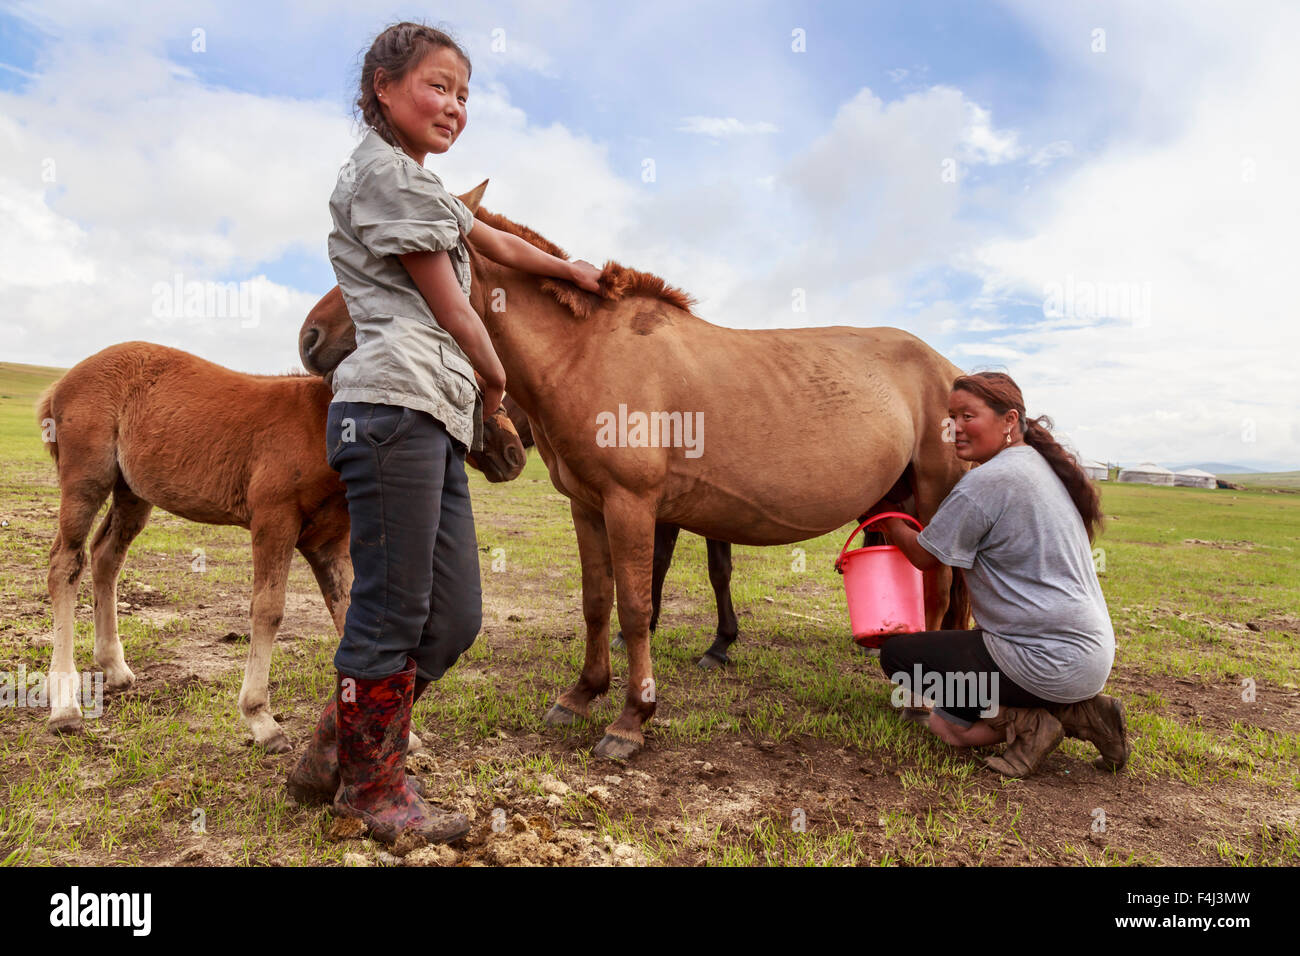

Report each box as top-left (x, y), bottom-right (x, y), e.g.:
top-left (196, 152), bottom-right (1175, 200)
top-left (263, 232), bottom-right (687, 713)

top-left (878, 371), bottom-right (1129, 778)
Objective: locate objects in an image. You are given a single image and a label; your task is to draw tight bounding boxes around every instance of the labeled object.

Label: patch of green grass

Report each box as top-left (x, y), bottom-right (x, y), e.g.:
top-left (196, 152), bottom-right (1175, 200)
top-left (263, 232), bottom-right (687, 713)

top-left (2, 360), bottom-right (1298, 867)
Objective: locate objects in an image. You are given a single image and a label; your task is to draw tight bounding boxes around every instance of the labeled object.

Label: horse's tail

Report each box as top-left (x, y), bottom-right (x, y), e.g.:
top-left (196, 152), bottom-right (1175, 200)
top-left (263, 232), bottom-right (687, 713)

top-left (940, 567), bottom-right (970, 629)
top-left (35, 378), bottom-right (63, 467)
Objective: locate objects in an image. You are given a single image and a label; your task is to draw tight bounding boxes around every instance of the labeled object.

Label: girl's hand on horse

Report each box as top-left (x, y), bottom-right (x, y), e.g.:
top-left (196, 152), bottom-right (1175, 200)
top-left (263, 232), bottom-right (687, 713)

top-left (482, 380), bottom-right (505, 418)
top-left (473, 370), bottom-right (505, 417)
top-left (471, 221), bottom-right (601, 294)
top-left (568, 259), bottom-right (603, 293)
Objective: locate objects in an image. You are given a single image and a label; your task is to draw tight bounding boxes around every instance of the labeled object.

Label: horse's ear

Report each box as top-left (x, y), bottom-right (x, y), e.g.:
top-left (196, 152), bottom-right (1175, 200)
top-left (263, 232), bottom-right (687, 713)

top-left (458, 178), bottom-right (488, 214)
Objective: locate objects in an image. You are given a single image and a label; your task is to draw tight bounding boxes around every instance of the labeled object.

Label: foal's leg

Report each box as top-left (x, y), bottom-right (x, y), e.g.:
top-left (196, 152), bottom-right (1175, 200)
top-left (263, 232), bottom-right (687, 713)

top-left (545, 498), bottom-right (614, 725)
top-left (47, 481), bottom-right (113, 732)
top-left (89, 477), bottom-right (153, 691)
top-left (239, 511), bottom-right (298, 753)
top-left (612, 521), bottom-right (679, 651)
top-left (594, 494), bottom-right (657, 761)
top-left (300, 533), bottom-right (352, 639)
top-left (698, 538), bottom-right (738, 669)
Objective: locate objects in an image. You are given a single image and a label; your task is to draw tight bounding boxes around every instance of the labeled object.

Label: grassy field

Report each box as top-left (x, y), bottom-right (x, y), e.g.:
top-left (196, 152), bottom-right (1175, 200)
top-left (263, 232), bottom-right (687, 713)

top-left (1, 361), bottom-right (1297, 867)
top-left (1233, 472), bottom-right (1300, 491)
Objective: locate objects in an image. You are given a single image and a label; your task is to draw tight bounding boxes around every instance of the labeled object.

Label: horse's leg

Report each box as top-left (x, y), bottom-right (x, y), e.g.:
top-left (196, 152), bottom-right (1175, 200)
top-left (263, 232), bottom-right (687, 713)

top-left (90, 477), bottom-right (153, 691)
top-left (698, 538), bottom-right (738, 669)
top-left (612, 522), bottom-right (679, 651)
top-left (300, 533), bottom-right (352, 639)
top-left (47, 474), bottom-right (115, 733)
top-left (545, 498), bottom-right (614, 725)
top-left (648, 523), bottom-right (680, 632)
top-left (239, 511), bottom-right (298, 753)
top-left (594, 494), bottom-right (657, 761)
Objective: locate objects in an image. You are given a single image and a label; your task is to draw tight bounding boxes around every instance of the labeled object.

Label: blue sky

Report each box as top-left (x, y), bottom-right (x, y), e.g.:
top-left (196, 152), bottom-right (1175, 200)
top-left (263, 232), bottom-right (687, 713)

top-left (1, 0), bottom-right (1296, 469)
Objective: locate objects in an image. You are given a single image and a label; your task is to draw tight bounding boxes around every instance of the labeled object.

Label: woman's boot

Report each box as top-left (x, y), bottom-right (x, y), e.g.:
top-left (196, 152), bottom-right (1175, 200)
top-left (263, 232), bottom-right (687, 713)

top-left (983, 706), bottom-right (1064, 778)
top-left (332, 659), bottom-right (469, 845)
top-left (1051, 695), bottom-right (1130, 771)
top-left (286, 676), bottom-right (432, 804)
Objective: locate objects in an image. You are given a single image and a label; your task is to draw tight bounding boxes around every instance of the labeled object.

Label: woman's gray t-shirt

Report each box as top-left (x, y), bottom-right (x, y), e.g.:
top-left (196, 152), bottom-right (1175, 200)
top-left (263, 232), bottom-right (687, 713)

top-left (916, 445), bottom-right (1114, 703)
top-left (326, 129), bottom-right (483, 452)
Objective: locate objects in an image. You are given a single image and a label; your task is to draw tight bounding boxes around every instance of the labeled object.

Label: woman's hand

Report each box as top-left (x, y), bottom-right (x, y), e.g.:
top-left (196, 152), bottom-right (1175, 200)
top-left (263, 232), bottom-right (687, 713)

top-left (568, 259), bottom-right (603, 293)
top-left (877, 515), bottom-right (941, 572)
top-left (879, 516), bottom-right (908, 543)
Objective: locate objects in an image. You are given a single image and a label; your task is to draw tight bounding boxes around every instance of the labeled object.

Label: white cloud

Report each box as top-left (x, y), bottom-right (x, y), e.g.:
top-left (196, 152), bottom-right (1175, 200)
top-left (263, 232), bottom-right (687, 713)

top-left (676, 116), bottom-right (780, 137)
top-left (958, 100), bottom-right (1023, 165)
top-left (1028, 140), bottom-right (1073, 169)
top-left (950, 343), bottom-right (1028, 361)
top-left (4, 0), bottom-right (1295, 471)
top-left (783, 86), bottom-right (1019, 278)
top-left (0, 20), bottom-right (640, 373)
top-left (965, 1), bottom-right (1300, 466)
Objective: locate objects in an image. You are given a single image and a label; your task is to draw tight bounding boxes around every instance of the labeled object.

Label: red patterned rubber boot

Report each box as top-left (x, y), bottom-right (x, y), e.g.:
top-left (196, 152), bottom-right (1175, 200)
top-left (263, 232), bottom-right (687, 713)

top-left (332, 659), bottom-right (469, 845)
top-left (286, 676), bottom-right (432, 805)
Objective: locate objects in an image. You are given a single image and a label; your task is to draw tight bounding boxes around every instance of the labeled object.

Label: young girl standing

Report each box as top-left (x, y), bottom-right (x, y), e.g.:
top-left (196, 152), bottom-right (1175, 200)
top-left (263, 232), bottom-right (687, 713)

top-left (287, 22), bottom-right (602, 846)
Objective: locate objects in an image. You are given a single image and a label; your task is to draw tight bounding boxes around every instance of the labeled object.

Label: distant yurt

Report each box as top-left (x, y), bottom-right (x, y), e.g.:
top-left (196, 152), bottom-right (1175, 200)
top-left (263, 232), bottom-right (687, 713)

top-left (1118, 462), bottom-right (1176, 486)
top-left (1175, 467), bottom-right (1217, 489)
top-left (1081, 459), bottom-right (1109, 481)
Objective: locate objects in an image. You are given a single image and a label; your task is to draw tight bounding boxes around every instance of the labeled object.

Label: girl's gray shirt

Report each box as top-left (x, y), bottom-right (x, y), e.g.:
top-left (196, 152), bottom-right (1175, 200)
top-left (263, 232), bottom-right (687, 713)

top-left (327, 129), bottom-right (482, 452)
top-left (916, 445), bottom-right (1115, 703)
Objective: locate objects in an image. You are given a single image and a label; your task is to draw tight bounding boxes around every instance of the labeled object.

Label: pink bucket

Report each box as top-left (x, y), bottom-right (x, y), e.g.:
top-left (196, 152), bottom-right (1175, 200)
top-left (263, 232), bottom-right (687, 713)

top-left (833, 511), bottom-right (925, 648)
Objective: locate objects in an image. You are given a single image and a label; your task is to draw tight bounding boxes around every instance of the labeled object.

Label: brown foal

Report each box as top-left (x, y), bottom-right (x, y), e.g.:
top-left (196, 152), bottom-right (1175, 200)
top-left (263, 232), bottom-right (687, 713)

top-left (36, 340), bottom-right (523, 752)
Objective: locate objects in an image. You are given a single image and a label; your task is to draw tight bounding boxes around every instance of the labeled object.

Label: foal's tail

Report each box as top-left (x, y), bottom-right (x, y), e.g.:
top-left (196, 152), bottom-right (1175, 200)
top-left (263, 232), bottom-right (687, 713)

top-left (35, 378), bottom-right (63, 467)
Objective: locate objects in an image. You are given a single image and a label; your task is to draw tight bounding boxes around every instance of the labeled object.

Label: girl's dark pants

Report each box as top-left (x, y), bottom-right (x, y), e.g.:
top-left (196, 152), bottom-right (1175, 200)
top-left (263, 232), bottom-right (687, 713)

top-left (326, 400), bottom-right (481, 681)
top-left (878, 628), bottom-right (1056, 728)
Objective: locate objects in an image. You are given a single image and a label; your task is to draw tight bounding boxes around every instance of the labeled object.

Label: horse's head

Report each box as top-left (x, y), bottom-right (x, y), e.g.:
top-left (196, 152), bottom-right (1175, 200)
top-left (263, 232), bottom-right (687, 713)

top-left (467, 378), bottom-right (527, 481)
top-left (299, 180), bottom-right (525, 482)
top-left (298, 285), bottom-right (355, 380)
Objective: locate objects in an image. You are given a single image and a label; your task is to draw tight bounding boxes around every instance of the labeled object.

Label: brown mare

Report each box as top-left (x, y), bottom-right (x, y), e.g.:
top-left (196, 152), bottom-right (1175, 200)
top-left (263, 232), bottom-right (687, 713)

top-left (502, 394), bottom-right (920, 667)
top-left (301, 180), bottom-right (971, 761)
top-left (36, 341), bottom-right (525, 753)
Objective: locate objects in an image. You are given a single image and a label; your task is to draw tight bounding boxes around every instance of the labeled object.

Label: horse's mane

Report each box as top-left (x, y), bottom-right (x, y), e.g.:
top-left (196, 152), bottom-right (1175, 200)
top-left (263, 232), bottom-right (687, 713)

top-left (473, 206), bottom-right (698, 320)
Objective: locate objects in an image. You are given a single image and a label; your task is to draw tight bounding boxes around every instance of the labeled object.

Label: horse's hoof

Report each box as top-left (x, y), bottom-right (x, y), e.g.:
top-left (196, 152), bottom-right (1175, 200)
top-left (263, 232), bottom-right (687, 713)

top-left (102, 666), bottom-right (136, 693)
top-left (594, 733), bottom-right (641, 762)
top-left (49, 712), bottom-right (84, 735)
top-left (261, 732), bottom-right (293, 755)
top-left (696, 651), bottom-right (728, 670)
top-left (611, 632), bottom-right (626, 652)
top-left (545, 703), bottom-right (585, 726)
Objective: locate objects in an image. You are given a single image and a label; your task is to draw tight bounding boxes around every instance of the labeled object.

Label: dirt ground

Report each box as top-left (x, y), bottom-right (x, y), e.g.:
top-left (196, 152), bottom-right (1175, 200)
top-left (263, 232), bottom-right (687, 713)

top-left (3, 492), bottom-right (1298, 867)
